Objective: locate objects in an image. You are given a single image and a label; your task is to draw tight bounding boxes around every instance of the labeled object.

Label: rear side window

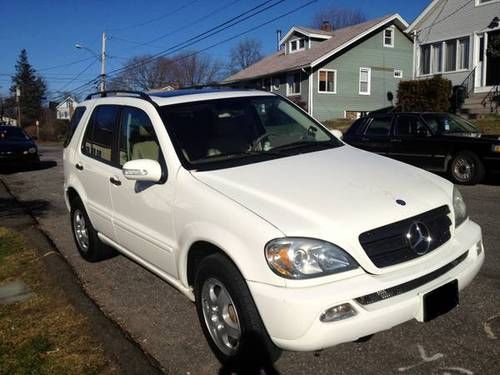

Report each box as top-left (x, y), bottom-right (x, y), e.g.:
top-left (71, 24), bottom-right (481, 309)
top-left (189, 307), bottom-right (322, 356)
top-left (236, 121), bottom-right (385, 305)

top-left (395, 115), bottom-right (429, 136)
top-left (64, 106), bottom-right (86, 148)
top-left (82, 105), bottom-right (120, 163)
top-left (344, 118), bottom-right (367, 136)
top-left (365, 116), bottom-right (392, 136)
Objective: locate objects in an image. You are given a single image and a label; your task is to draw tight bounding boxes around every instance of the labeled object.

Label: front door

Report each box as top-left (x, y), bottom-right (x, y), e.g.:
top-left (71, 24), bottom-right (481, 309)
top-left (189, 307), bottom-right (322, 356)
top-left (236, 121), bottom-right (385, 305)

top-left (486, 30), bottom-right (500, 86)
top-left (110, 104), bottom-right (178, 277)
top-left (390, 114), bottom-right (443, 171)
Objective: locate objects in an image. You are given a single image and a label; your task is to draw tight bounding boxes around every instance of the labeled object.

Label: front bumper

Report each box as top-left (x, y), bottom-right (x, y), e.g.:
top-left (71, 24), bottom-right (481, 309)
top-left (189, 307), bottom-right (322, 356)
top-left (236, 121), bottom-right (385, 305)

top-left (248, 219), bottom-right (484, 351)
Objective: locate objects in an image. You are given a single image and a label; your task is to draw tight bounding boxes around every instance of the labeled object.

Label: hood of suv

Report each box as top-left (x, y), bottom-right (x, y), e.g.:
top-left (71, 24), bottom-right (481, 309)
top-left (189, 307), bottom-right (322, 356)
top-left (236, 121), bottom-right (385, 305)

top-left (192, 145), bottom-right (453, 274)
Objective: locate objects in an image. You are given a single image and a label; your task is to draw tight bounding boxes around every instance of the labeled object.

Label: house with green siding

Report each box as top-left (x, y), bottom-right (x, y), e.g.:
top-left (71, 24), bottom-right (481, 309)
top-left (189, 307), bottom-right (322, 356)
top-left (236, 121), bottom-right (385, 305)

top-left (224, 14), bottom-right (413, 121)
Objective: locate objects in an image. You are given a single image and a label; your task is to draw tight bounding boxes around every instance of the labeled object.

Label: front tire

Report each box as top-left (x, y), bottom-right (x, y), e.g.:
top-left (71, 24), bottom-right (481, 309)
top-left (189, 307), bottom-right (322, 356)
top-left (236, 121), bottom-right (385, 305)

top-left (70, 198), bottom-right (114, 262)
top-left (449, 151), bottom-right (485, 185)
top-left (194, 253), bottom-right (281, 368)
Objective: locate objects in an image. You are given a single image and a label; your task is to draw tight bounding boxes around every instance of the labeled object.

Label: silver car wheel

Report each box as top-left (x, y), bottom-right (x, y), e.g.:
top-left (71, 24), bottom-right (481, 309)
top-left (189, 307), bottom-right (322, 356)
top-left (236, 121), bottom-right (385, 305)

top-left (201, 278), bottom-right (241, 356)
top-left (453, 157), bottom-right (475, 183)
top-left (73, 209), bottom-right (89, 252)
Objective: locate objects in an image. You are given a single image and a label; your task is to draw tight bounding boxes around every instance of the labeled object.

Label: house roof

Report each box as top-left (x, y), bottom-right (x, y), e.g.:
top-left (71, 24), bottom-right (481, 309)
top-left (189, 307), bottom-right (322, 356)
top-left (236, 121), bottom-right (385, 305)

top-left (224, 14), bottom-right (409, 83)
top-left (56, 96), bottom-right (77, 109)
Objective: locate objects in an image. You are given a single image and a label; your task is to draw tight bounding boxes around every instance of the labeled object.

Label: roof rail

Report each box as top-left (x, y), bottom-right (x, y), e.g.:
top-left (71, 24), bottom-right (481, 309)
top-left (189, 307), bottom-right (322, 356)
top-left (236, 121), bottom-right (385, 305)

top-left (84, 90), bottom-right (153, 102)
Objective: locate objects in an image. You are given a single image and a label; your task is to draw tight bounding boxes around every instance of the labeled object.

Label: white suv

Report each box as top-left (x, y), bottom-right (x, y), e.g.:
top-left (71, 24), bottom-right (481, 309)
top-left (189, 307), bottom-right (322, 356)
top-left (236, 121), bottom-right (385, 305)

top-left (63, 89), bottom-right (484, 364)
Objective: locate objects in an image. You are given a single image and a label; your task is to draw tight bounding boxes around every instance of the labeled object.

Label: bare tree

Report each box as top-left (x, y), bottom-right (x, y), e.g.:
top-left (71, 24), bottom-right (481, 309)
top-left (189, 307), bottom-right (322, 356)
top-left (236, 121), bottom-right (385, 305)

top-left (227, 38), bottom-right (262, 75)
top-left (107, 55), bottom-right (177, 91)
top-left (311, 7), bottom-right (366, 30)
top-left (108, 51), bottom-right (223, 90)
top-left (172, 52), bottom-right (224, 86)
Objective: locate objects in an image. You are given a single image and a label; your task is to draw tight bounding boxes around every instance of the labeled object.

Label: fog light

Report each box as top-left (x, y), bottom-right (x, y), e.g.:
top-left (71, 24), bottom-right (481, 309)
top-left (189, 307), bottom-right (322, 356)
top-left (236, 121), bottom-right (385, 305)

top-left (320, 303), bottom-right (357, 322)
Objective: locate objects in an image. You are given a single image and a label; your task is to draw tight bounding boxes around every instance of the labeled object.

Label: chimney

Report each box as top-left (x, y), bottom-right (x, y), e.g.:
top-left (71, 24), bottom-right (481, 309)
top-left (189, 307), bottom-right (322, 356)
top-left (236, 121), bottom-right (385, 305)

top-left (276, 29), bottom-right (282, 51)
top-left (321, 20), bottom-right (333, 32)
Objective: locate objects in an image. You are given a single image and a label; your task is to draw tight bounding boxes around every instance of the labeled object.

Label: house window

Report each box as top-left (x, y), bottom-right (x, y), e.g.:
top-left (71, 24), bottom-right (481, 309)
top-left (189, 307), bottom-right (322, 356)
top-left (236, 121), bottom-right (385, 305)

top-left (420, 45), bottom-right (431, 75)
top-left (394, 69), bottom-right (403, 79)
top-left (359, 67), bottom-right (371, 95)
top-left (445, 39), bottom-right (457, 71)
top-left (272, 78), bottom-right (280, 91)
top-left (457, 37), bottom-right (469, 70)
top-left (383, 28), bottom-right (394, 48)
top-left (289, 38), bottom-right (305, 53)
top-left (318, 69), bottom-right (336, 93)
top-left (287, 72), bottom-right (301, 95)
top-left (431, 43), bottom-right (443, 73)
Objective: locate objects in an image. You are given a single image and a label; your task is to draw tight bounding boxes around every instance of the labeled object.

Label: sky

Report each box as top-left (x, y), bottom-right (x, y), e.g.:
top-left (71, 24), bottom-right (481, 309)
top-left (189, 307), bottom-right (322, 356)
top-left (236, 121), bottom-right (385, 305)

top-left (0, 0), bottom-right (430, 100)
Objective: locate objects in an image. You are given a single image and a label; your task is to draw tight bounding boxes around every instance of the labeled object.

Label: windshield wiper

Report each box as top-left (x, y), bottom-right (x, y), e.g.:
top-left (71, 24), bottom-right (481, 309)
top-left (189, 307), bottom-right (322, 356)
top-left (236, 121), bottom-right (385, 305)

top-left (271, 140), bottom-right (334, 152)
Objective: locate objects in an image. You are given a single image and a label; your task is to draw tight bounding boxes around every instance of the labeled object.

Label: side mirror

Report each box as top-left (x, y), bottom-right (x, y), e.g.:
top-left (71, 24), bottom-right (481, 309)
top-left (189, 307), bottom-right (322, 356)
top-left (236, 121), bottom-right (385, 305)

top-left (330, 129), bottom-right (343, 140)
top-left (122, 159), bottom-right (162, 183)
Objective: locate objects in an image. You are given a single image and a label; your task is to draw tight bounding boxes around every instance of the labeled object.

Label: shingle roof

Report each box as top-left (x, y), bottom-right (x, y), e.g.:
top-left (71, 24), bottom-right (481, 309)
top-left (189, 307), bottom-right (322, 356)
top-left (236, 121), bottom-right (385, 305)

top-left (224, 14), bottom-right (403, 83)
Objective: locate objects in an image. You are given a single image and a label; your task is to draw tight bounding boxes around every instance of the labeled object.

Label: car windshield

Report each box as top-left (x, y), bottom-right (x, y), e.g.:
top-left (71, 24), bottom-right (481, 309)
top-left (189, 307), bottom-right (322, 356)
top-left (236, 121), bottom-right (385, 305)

top-left (422, 114), bottom-right (479, 134)
top-left (159, 95), bottom-right (341, 169)
top-left (0, 127), bottom-right (29, 141)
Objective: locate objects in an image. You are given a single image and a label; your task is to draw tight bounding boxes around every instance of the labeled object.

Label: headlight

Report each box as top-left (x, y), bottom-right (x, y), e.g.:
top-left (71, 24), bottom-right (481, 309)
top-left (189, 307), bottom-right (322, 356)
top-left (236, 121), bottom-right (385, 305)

top-left (28, 147), bottom-right (37, 154)
top-left (265, 238), bottom-right (358, 279)
top-left (453, 186), bottom-right (467, 227)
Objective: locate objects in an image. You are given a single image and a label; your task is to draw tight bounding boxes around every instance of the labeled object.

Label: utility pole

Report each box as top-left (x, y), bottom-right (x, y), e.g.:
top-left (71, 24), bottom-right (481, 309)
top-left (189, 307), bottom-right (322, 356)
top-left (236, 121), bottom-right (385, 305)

top-left (100, 31), bottom-right (107, 92)
top-left (16, 86), bottom-right (21, 127)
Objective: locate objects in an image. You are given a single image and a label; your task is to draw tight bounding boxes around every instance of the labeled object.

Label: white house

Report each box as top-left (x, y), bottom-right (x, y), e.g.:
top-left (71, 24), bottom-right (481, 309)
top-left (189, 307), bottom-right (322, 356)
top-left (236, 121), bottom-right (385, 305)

top-left (56, 96), bottom-right (78, 120)
top-left (407, 0), bottom-right (500, 94)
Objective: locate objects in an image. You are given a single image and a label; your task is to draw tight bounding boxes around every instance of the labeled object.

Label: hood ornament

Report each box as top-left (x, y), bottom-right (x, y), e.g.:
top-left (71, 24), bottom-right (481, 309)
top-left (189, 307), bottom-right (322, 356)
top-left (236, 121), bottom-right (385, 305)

top-left (396, 199), bottom-right (406, 206)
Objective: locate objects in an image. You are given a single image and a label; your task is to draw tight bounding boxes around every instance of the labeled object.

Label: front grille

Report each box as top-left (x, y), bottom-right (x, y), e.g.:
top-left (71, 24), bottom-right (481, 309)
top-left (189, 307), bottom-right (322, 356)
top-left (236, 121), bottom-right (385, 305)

top-left (359, 205), bottom-right (452, 268)
top-left (355, 251), bottom-right (468, 305)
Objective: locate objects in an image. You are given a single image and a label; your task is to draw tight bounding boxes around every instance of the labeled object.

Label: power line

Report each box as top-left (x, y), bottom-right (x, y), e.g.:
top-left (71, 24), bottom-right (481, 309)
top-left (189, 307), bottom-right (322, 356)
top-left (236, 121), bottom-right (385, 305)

top-left (105, 0), bottom-right (285, 79)
top-left (106, 0), bottom-right (200, 32)
top-left (110, 0), bottom-right (244, 51)
top-left (56, 58), bottom-right (100, 93)
top-left (37, 56), bottom-right (96, 72)
top-left (109, 0), bottom-right (316, 83)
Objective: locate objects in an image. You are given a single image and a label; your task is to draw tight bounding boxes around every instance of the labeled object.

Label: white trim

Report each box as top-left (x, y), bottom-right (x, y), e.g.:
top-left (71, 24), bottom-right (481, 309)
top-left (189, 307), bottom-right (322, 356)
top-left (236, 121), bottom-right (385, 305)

top-left (394, 69), bottom-right (403, 78)
top-left (310, 14), bottom-right (409, 68)
top-left (289, 38), bottom-right (305, 54)
top-left (475, 0), bottom-right (500, 7)
top-left (317, 69), bottom-right (337, 94)
top-left (279, 26), bottom-right (331, 46)
top-left (308, 71), bottom-right (313, 115)
top-left (383, 27), bottom-right (395, 48)
top-left (286, 72), bottom-right (301, 96)
top-left (359, 67), bottom-right (371, 96)
top-left (406, 0), bottom-right (442, 32)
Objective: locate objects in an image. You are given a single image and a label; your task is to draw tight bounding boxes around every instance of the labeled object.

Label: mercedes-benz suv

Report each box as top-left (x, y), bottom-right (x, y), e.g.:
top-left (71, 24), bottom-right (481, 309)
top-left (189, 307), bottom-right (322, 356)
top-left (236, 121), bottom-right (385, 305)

top-left (63, 89), bottom-right (484, 364)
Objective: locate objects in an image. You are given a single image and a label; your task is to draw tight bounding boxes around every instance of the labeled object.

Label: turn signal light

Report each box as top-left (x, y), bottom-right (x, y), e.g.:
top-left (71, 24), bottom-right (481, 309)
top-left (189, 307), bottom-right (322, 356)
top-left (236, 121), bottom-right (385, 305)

top-left (320, 303), bottom-right (357, 322)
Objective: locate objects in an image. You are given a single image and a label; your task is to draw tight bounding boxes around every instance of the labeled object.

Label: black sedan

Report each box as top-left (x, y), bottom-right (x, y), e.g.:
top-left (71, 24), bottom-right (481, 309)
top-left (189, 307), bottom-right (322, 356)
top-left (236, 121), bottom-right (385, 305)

top-left (0, 125), bottom-right (39, 168)
top-left (343, 112), bottom-right (500, 185)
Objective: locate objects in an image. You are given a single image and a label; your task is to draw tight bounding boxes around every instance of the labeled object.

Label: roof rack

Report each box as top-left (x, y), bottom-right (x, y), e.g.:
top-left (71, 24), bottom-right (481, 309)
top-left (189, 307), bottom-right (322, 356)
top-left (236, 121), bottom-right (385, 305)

top-left (84, 90), bottom-right (153, 102)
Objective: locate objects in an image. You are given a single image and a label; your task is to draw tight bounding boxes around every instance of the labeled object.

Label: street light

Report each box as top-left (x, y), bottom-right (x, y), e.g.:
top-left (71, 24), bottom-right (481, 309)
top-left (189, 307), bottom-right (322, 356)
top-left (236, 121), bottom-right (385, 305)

top-left (74, 32), bottom-right (107, 92)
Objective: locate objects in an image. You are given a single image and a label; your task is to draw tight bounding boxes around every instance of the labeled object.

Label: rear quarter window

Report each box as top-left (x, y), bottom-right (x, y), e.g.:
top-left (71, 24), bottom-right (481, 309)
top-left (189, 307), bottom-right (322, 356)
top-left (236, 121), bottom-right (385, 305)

top-left (64, 106), bottom-right (86, 148)
top-left (344, 118), bottom-right (367, 137)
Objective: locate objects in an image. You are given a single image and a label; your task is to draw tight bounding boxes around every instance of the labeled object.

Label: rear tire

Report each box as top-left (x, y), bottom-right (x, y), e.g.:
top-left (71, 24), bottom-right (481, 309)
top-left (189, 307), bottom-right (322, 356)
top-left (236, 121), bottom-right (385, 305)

top-left (194, 253), bottom-right (281, 369)
top-left (449, 151), bottom-right (485, 185)
top-left (70, 198), bottom-right (114, 262)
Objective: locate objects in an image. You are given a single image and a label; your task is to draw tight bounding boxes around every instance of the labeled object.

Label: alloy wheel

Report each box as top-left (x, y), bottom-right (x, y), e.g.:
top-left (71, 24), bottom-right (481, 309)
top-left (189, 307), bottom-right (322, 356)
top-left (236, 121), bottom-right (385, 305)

top-left (73, 209), bottom-right (89, 252)
top-left (201, 278), bottom-right (241, 356)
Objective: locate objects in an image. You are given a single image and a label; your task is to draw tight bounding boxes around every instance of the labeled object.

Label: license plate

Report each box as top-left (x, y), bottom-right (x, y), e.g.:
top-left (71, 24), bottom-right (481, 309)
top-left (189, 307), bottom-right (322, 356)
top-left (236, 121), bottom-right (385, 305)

top-left (423, 280), bottom-right (459, 322)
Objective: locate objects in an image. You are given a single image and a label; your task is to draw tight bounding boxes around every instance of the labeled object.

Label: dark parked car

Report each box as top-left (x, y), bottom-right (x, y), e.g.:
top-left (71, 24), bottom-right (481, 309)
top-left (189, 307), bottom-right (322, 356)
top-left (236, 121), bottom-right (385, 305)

top-left (0, 125), bottom-right (39, 167)
top-left (343, 112), bottom-right (500, 185)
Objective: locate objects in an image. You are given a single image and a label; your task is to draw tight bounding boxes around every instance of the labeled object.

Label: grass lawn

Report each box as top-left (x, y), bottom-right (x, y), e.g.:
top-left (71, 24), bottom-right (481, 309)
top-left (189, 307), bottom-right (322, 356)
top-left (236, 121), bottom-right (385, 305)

top-left (472, 114), bottom-right (500, 134)
top-left (0, 227), bottom-right (111, 374)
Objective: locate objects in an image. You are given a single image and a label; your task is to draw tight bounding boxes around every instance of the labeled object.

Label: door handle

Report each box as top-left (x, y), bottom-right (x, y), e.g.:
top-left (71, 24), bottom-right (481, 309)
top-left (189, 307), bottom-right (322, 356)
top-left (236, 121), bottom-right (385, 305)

top-left (75, 163), bottom-right (84, 170)
top-left (361, 137), bottom-right (369, 141)
top-left (109, 176), bottom-right (122, 186)
top-left (390, 138), bottom-right (402, 143)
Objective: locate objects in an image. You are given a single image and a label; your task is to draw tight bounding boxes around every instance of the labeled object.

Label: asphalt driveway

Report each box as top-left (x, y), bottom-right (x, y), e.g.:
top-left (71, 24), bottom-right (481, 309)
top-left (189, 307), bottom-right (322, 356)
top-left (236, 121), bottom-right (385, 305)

top-left (1, 145), bottom-right (499, 374)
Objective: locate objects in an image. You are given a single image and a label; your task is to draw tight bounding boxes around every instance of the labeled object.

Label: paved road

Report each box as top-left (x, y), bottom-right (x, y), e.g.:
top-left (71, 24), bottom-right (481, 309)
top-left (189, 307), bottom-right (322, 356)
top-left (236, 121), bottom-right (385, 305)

top-left (1, 145), bottom-right (499, 374)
